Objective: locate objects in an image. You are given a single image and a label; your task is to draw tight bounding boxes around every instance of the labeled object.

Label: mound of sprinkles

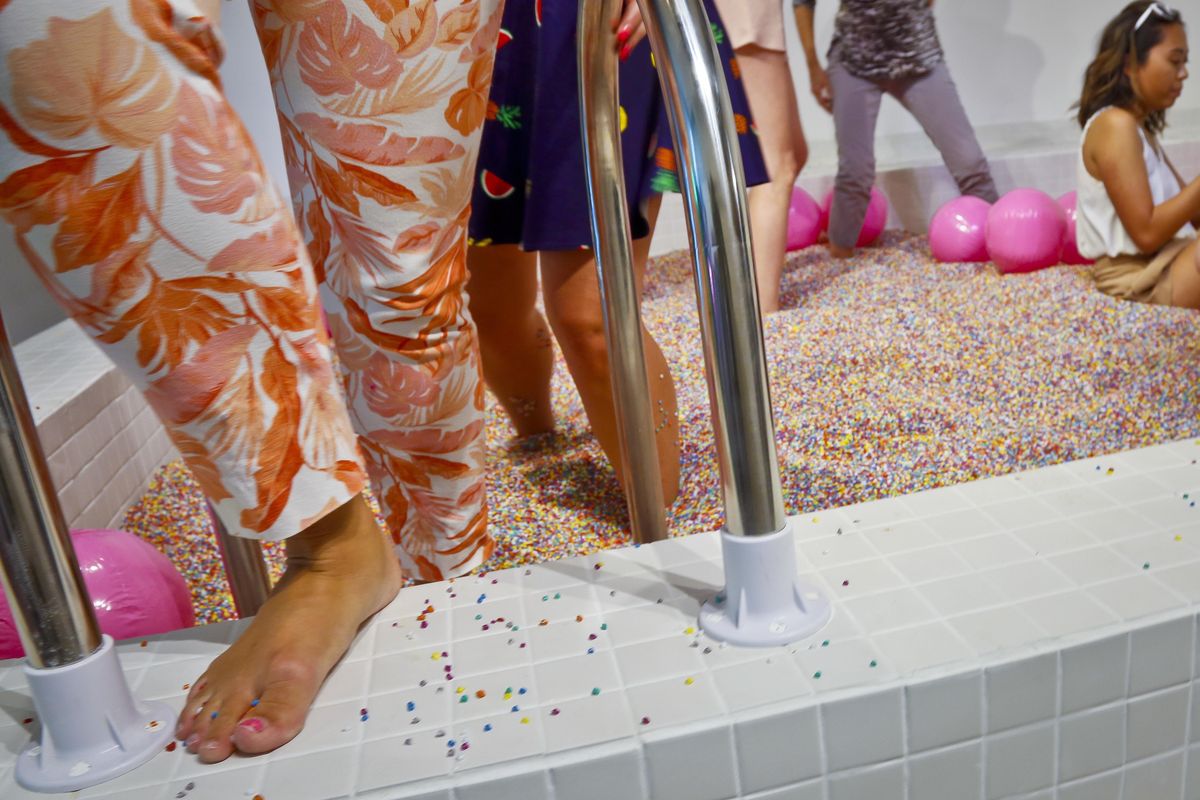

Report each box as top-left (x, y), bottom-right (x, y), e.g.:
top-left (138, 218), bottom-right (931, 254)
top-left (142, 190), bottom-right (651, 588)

top-left (122, 234), bottom-right (1200, 621)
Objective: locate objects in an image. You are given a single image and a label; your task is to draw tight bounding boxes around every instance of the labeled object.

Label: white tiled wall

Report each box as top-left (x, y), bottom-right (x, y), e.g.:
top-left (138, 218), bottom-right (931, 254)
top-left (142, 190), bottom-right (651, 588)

top-left (13, 320), bottom-right (174, 530)
top-left (1, 439), bottom-right (1197, 799)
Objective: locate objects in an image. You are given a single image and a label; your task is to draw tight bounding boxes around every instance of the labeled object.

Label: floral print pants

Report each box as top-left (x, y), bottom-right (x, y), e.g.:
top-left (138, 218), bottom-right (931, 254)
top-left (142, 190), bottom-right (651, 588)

top-left (0, 0), bottom-right (501, 580)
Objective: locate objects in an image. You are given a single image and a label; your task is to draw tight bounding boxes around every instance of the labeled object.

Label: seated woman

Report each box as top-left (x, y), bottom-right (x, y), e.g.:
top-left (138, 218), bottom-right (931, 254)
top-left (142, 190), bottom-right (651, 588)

top-left (1077, 1), bottom-right (1200, 309)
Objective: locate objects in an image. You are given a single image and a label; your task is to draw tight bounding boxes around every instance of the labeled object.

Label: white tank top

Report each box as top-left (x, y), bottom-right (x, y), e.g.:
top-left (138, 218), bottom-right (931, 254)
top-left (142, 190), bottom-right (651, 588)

top-left (1076, 108), bottom-right (1194, 259)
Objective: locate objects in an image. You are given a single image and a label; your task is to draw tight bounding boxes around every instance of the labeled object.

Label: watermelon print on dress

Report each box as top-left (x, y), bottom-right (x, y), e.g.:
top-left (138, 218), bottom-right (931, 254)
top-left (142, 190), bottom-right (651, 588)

top-left (468, 0), bottom-right (767, 251)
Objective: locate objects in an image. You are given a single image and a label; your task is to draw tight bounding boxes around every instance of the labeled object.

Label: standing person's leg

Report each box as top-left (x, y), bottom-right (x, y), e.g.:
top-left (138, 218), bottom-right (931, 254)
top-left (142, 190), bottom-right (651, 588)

top-left (259, 0), bottom-right (503, 582)
top-left (467, 246), bottom-right (556, 436)
top-left (733, 45), bottom-right (808, 313)
top-left (539, 197), bottom-right (681, 504)
top-left (893, 62), bottom-right (999, 203)
top-left (0, 0), bottom-right (399, 763)
top-left (827, 59), bottom-right (885, 257)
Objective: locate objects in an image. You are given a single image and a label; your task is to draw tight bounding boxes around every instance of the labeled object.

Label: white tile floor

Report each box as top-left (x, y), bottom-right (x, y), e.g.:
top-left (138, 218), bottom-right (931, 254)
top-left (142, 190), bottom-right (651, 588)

top-left (0, 438), bottom-right (1198, 799)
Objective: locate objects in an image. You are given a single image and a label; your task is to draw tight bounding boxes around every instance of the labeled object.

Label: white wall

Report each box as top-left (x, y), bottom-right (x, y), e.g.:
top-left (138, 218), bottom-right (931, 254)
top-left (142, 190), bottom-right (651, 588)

top-left (786, 0), bottom-right (1200, 146)
top-left (219, 0), bottom-right (290, 204)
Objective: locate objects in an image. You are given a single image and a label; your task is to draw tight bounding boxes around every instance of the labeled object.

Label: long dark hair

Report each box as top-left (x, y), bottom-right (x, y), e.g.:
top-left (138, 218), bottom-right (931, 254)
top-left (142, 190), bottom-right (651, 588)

top-left (1076, 1), bottom-right (1184, 136)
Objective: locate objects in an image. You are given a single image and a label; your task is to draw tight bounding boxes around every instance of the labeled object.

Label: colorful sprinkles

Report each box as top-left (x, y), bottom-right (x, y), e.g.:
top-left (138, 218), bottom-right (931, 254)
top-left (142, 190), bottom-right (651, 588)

top-left (99, 238), bottom-right (1200, 780)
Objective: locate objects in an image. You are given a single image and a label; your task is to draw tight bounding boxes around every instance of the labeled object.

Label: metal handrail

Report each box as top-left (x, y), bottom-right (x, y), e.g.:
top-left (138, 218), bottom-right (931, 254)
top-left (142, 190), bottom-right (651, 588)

top-left (580, 0), bottom-right (787, 540)
top-left (210, 503), bottom-right (272, 617)
top-left (0, 312), bottom-right (102, 669)
top-left (578, 0), bottom-right (669, 543)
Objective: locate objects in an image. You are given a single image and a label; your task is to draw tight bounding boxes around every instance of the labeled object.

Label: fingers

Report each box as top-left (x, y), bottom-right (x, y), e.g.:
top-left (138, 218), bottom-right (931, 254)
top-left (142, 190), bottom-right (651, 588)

top-left (812, 75), bottom-right (834, 113)
top-left (614, 0), bottom-right (646, 60)
top-left (812, 85), bottom-right (830, 112)
top-left (622, 20), bottom-right (647, 59)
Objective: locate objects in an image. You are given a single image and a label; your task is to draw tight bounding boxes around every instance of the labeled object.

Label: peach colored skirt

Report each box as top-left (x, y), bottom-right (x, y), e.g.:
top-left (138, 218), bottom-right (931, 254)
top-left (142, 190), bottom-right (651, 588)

top-left (1093, 238), bottom-right (1192, 306)
top-left (711, 0), bottom-right (787, 52)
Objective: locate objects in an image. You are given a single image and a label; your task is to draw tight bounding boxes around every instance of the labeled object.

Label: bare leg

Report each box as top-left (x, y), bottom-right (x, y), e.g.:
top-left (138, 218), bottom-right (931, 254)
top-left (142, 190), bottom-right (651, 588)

top-left (467, 246), bottom-right (556, 436)
top-left (176, 494), bottom-right (401, 762)
top-left (733, 45), bottom-right (808, 313)
top-left (539, 198), bottom-right (680, 504)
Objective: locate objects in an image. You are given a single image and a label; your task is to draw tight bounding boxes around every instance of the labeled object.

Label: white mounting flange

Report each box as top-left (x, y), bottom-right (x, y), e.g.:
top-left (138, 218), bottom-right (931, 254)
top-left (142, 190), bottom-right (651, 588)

top-left (16, 635), bottom-right (173, 793)
top-left (699, 522), bottom-right (832, 647)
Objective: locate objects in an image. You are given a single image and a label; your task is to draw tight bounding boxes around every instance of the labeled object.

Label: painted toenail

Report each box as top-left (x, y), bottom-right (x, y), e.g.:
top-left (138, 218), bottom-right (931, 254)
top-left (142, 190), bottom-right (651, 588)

top-left (237, 718), bottom-right (265, 734)
top-left (200, 740), bottom-right (220, 751)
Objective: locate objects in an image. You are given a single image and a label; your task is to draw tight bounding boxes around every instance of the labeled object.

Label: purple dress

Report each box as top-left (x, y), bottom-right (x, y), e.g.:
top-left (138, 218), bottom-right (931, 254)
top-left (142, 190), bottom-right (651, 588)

top-left (468, 0), bottom-right (768, 251)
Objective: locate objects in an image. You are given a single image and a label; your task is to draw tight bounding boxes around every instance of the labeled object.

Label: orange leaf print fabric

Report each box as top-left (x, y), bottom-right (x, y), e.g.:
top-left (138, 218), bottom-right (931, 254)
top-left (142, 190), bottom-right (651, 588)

top-left (367, 0), bottom-right (439, 59)
top-left (1, 0), bottom-right (366, 541)
top-left (52, 158), bottom-right (146, 272)
top-left (295, 113), bottom-right (464, 166)
top-left (297, 3), bottom-right (404, 96)
top-left (2, 0), bottom-right (500, 576)
top-left (0, 154), bottom-right (93, 233)
top-left (445, 56), bottom-right (492, 136)
top-left (260, 0), bottom-right (502, 578)
top-left (9, 8), bottom-right (177, 149)
top-left (172, 84), bottom-right (263, 216)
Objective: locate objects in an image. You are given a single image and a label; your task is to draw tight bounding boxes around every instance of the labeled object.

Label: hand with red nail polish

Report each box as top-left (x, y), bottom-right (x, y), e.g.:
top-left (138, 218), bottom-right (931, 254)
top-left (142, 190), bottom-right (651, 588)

top-left (610, 0), bottom-right (646, 56)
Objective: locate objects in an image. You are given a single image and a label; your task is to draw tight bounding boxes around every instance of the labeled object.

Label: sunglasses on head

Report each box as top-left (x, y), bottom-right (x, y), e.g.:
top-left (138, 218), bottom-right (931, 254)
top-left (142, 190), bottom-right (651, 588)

top-left (1135, 2), bottom-right (1175, 32)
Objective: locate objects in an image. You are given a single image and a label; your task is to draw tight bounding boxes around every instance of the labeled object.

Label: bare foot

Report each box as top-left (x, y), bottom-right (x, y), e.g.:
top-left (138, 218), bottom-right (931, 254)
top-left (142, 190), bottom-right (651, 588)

top-left (828, 243), bottom-right (854, 259)
top-left (175, 494), bottom-right (401, 763)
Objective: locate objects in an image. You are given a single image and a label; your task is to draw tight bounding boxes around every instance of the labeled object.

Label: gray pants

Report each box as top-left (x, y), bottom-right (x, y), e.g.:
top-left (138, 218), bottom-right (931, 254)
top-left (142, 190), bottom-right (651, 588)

top-left (827, 56), bottom-right (999, 249)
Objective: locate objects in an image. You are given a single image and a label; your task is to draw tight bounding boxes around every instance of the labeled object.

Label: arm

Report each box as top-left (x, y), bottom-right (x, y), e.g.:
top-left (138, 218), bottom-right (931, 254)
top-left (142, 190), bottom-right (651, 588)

top-left (1164, 154), bottom-right (1200, 229)
top-left (792, 2), bottom-right (833, 112)
top-left (1086, 110), bottom-right (1200, 253)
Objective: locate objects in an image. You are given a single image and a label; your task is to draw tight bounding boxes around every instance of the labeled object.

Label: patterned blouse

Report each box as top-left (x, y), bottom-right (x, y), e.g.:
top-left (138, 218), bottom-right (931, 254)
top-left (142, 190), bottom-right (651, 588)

top-left (794, 0), bottom-right (944, 82)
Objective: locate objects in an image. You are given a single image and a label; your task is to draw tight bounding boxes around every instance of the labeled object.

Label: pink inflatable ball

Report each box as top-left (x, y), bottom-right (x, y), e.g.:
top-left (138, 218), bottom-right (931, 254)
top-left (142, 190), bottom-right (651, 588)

top-left (819, 187), bottom-right (889, 246)
top-left (0, 529), bottom-right (194, 660)
top-left (1056, 191), bottom-right (1093, 266)
top-left (786, 187), bottom-right (822, 251)
top-left (985, 188), bottom-right (1068, 274)
top-left (928, 195), bottom-right (992, 263)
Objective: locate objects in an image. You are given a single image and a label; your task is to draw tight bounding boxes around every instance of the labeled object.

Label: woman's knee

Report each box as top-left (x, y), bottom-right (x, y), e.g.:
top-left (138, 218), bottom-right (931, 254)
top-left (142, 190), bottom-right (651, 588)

top-left (546, 304), bottom-right (608, 366)
top-left (794, 137), bottom-right (810, 177)
top-left (771, 146), bottom-right (805, 191)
